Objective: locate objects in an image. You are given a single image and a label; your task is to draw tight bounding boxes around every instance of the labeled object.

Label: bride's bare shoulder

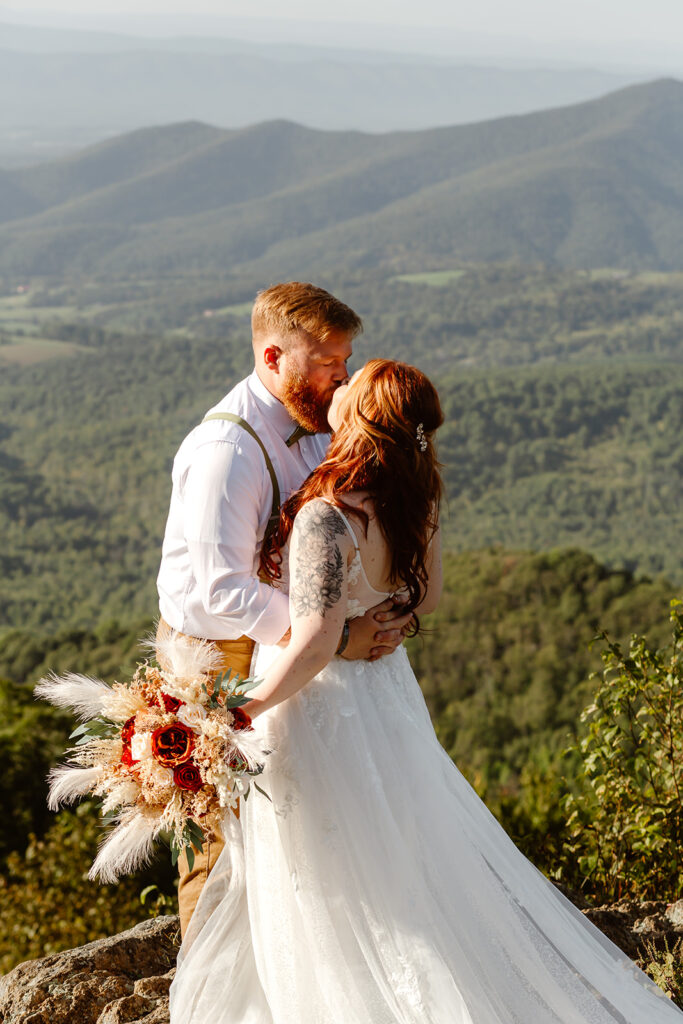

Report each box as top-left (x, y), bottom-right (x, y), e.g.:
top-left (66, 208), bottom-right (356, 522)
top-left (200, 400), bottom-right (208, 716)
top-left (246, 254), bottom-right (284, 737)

top-left (292, 498), bottom-right (354, 545)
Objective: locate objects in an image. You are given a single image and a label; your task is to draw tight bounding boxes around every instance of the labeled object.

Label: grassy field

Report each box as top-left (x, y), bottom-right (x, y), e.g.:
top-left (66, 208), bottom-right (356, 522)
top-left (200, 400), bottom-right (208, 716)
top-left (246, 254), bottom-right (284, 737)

top-left (391, 269), bottom-right (467, 287)
top-left (0, 338), bottom-right (86, 365)
top-left (0, 293), bottom-right (89, 363)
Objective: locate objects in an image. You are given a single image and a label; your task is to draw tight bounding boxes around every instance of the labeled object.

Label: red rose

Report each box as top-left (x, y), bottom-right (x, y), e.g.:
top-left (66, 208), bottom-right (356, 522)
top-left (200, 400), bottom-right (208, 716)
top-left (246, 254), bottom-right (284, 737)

top-left (121, 716), bottom-right (136, 745)
top-left (121, 744), bottom-right (136, 767)
top-left (151, 723), bottom-right (195, 767)
top-left (230, 707), bottom-right (253, 732)
top-left (149, 692), bottom-right (184, 713)
top-left (162, 693), bottom-right (184, 713)
top-left (121, 716), bottom-right (138, 766)
top-left (173, 761), bottom-right (203, 793)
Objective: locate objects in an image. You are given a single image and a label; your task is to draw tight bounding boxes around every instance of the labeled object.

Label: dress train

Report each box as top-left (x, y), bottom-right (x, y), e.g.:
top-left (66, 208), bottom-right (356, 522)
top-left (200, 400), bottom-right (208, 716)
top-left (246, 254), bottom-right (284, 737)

top-left (170, 644), bottom-right (681, 1023)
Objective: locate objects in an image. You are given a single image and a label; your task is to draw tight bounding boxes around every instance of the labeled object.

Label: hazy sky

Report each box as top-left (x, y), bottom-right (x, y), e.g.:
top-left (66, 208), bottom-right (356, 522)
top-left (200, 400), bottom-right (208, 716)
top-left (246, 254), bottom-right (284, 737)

top-left (6, 0), bottom-right (682, 36)
top-left (3, 1), bottom-right (683, 70)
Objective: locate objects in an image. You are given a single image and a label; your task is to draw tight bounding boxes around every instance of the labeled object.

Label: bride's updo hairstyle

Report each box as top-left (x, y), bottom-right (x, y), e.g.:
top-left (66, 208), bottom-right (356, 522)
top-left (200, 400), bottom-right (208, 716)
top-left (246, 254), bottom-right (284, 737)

top-left (261, 359), bottom-right (443, 616)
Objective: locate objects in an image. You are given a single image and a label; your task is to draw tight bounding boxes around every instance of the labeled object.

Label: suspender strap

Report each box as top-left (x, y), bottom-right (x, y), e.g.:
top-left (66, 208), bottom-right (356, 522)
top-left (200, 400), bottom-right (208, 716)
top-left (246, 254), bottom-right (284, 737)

top-left (202, 412), bottom-right (280, 539)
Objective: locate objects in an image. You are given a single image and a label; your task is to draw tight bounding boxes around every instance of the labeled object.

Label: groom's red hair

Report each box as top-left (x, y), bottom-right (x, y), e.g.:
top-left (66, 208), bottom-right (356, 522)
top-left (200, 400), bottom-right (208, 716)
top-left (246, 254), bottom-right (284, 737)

top-left (261, 359), bottom-right (443, 623)
top-left (252, 282), bottom-right (363, 345)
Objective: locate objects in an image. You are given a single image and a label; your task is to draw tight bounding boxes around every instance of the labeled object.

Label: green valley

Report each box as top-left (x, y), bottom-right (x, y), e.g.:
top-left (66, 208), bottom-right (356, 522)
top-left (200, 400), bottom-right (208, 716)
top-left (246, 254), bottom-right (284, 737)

top-left (1, 80), bottom-right (682, 970)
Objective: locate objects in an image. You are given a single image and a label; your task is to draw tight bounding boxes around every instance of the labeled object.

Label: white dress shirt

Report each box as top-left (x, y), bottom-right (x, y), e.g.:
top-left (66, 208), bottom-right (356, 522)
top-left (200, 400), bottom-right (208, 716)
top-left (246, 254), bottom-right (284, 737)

top-left (157, 371), bottom-right (330, 644)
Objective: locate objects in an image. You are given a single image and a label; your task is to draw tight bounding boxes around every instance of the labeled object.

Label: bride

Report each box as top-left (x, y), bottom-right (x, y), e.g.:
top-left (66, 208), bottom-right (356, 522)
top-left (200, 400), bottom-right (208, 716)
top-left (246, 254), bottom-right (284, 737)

top-left (170, 359), bottom-right (680, 1023)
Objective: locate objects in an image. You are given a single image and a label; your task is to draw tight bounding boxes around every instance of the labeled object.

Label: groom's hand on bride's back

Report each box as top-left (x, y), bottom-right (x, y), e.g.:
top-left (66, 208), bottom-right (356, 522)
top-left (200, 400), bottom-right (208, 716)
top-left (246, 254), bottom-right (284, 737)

top-left (341, 598), bottom-right (414, 662)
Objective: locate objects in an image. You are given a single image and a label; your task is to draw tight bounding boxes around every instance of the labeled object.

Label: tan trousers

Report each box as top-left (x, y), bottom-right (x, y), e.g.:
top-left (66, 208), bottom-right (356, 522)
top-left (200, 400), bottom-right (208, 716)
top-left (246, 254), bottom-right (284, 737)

top-left (155, 617), bottom-right (256, 938)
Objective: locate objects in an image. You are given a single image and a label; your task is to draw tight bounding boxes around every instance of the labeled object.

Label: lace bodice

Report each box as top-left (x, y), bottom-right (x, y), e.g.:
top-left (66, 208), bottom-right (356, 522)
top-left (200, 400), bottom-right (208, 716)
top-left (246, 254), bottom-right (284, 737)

top-left (274, 499), bottom-right (395, 619)
top-left (332, 504), bottom-right (396, 619)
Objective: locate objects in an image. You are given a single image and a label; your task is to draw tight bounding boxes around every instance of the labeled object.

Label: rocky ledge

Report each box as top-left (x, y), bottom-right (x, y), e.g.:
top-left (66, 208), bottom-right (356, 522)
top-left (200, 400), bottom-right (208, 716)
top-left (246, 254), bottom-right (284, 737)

top-left (1, 900), bottom-right (683, 1022)
top-left (583, 898), bottom-right (683, 961)
top-left (0, 916), bottom-right (179, 1024)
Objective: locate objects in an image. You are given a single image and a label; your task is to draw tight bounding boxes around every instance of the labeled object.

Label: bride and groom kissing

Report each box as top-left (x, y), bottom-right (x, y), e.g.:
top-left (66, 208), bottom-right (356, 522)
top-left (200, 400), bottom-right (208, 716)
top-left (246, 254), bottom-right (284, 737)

top-left (159, 282), bottom-right (680, 1022)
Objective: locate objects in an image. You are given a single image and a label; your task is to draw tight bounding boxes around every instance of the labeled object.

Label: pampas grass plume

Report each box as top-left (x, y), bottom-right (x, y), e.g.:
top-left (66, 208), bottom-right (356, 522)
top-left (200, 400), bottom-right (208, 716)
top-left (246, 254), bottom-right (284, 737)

top-left (89, 806), bottom-right (160, 884)
top-left (152, 629), bottom-right (225, 681)
top-left (228, 727), bottom-right (269, 771)
top-left (34, 672), bottom-right (111, 721)
top-left (47, 765), bottom-right (102, 811)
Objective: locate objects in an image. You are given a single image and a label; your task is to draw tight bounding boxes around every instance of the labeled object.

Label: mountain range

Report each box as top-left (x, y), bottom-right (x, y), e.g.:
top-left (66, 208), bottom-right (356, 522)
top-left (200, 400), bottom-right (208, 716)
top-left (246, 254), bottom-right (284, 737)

top-left (2, 78), bottom-right (683, 278)
top-left (0, 19), bottom-right (645, 164)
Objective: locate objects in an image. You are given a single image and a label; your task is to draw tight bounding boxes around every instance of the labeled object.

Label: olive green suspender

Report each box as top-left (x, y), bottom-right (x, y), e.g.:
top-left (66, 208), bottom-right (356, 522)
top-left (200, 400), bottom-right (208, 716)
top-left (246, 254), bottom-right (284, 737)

top-left (203, 412), bottom-right (350, 655)
top-left (202, 412), bottom-right (281, 542)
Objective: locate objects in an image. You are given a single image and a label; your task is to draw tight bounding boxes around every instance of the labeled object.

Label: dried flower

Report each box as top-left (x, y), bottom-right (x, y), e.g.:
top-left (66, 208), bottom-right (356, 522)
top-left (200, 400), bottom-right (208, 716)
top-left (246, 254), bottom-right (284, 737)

top-left (36, 633), bottom-right (269, 881)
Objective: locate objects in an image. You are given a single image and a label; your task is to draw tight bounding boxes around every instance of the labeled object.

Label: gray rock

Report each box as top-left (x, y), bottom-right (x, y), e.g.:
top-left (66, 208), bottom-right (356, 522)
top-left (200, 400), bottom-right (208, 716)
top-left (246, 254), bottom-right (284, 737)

top-left (665, 899), bottom-right (683, 931)
top-left (97, 994), bottom-right (157, 1024)
top-left (0, 916), bottom-right (180, 1024)
top-left (583, 900), bottom-right (683, 960)
top-left (2, 899), bottom-right (682, 1021)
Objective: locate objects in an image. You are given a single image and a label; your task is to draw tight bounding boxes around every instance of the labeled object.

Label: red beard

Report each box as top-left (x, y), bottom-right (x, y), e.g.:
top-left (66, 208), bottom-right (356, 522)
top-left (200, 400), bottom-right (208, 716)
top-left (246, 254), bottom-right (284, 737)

top-left (281, 368), bottom-right (334, 434)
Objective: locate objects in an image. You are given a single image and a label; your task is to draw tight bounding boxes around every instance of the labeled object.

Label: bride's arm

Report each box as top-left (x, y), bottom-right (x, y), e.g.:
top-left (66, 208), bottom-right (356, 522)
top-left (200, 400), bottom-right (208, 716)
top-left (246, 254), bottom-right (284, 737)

top-left (246, 501), bottom-right (352, 719)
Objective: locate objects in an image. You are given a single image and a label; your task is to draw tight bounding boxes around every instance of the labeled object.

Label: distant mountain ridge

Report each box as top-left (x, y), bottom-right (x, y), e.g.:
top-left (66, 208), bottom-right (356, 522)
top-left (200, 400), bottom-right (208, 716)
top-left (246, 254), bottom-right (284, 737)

top-left (0, 20), bottom-right (645, 164)
top-left (2, 78), bottom-right (682, 276)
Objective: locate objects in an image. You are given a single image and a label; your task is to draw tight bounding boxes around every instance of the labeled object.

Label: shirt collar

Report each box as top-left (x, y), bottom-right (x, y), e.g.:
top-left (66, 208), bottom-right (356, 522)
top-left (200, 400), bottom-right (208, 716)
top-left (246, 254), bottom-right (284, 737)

top-left (248, 370), bottom-right (298, 443)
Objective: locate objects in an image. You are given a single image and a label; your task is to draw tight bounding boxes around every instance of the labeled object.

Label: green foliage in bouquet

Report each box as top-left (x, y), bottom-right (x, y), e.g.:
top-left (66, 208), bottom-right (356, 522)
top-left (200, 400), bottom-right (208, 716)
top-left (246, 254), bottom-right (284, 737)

top-left (562, 600), bottom-right (683, 901)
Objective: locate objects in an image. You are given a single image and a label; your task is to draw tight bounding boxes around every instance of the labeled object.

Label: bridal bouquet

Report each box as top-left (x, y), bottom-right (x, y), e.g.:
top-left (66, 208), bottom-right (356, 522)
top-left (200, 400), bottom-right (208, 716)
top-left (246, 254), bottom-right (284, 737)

top-left (35, 632), bottom-right (268, 883)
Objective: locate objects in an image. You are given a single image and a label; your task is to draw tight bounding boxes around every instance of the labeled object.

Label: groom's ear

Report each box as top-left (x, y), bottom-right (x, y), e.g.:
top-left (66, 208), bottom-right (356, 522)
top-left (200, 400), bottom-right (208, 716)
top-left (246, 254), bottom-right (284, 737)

top-left (263, 345), bottom-right (282, 372)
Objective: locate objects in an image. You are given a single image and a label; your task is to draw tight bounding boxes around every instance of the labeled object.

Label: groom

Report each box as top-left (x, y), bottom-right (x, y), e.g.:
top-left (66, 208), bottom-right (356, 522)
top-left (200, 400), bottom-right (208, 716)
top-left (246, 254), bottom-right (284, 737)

top-left (156, 281), bottom-right (412, 935)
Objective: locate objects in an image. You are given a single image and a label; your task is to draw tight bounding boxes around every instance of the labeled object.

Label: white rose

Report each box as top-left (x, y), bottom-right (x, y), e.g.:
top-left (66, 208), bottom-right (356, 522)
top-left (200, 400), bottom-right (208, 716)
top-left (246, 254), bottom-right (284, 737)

top-left (130, 731), bottom-right (153, 761)
top-left (151, 763), bottom-right (175, 787)
top-left (177, 703), bottom-right (208, 731)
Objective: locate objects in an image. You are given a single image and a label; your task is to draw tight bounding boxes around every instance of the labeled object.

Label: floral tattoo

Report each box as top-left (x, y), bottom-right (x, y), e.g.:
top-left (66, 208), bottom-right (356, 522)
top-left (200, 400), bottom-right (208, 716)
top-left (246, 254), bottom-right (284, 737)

top-left (290, 502), bottom-right (346, 618)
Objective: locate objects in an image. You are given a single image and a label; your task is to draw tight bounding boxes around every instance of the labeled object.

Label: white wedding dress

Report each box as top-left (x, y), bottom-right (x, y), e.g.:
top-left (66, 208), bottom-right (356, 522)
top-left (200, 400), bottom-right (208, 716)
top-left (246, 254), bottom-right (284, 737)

top-left (170, 505), bottom-right (681, 1023)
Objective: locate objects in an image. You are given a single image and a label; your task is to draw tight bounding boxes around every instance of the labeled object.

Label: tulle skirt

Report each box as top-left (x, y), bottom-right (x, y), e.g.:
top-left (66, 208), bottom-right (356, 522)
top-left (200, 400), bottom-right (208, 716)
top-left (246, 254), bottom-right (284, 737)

top-left (170, 645), bottom-right (681, 1023)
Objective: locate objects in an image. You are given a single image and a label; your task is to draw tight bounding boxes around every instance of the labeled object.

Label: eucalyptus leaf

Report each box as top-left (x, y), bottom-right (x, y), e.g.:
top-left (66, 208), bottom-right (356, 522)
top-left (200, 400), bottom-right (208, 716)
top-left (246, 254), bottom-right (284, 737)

top-left (234, 678), bottom-right (261, 695)
top-left (186, 820), bottom-right (205, 846)
top-left (185, 845), bottom-right (195, 872)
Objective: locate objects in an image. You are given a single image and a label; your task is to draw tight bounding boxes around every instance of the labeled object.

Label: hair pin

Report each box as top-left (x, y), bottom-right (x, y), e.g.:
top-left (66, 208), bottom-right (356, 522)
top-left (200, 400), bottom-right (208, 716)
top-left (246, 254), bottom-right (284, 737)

top-left (416, 423), bottom-right (428, 452)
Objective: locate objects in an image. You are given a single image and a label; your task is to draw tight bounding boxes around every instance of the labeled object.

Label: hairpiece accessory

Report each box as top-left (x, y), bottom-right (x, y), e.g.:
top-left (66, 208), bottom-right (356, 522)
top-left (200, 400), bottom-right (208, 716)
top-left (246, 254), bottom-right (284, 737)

top-left (416, 423), bottom-right (428, 452)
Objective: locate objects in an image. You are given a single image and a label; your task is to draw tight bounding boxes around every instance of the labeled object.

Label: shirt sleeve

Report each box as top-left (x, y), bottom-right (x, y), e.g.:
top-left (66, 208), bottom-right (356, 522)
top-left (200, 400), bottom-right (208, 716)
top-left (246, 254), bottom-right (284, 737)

top-left (181, 437), bottom-right (290, 645)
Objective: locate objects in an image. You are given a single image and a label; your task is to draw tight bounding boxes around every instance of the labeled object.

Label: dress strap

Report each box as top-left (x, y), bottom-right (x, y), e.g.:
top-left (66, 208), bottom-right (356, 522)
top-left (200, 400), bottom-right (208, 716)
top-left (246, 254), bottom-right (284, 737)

top-left (319, 499), bottom-right (361, 554)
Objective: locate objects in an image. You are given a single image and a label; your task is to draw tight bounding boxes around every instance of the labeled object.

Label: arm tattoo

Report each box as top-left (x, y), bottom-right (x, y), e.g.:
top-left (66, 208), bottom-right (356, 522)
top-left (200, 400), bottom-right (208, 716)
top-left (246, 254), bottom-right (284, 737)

top-left (290, 502), bottom-right (347, 618)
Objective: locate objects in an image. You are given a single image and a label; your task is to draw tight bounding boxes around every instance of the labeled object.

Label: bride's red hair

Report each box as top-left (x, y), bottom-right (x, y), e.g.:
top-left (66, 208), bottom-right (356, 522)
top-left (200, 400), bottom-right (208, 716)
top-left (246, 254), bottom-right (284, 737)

top-left (261, 359), bottom-right (443, 617)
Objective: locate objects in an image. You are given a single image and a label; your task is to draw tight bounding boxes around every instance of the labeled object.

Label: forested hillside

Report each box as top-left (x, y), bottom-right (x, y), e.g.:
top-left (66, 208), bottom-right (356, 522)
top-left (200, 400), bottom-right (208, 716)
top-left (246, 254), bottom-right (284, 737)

top-left (1, 263), bottom-right (681, 637)
top-left (1, 79), bottom-right (683, 275)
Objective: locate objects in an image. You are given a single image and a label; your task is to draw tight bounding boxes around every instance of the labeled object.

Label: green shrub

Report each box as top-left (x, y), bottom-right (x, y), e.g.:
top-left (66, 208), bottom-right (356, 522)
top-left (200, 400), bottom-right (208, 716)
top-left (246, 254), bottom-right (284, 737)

top-left (0, 803), bottom-right (177, 974)
top-left (0, 676), bottom-right (71, 861)
top-left (562, 600), bottom-right (683, 901)
top-left (640, 937), bottom-right (683, 1009)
